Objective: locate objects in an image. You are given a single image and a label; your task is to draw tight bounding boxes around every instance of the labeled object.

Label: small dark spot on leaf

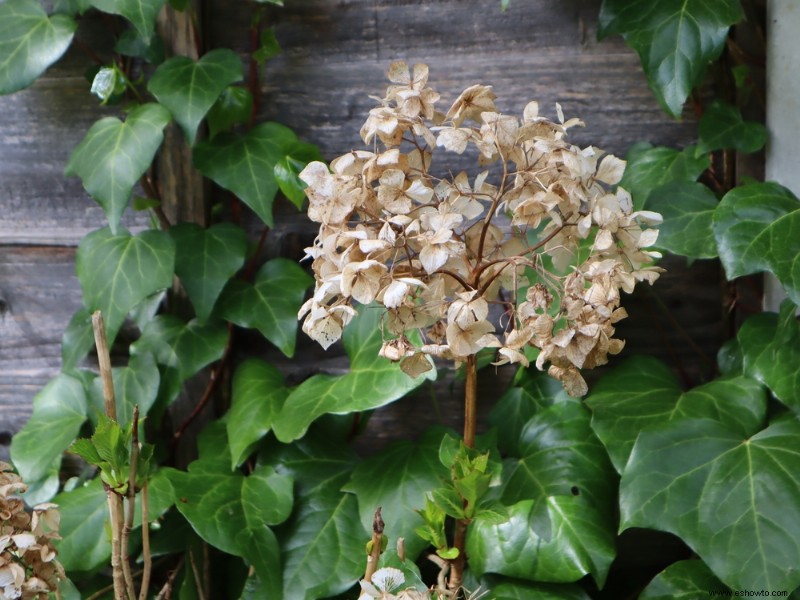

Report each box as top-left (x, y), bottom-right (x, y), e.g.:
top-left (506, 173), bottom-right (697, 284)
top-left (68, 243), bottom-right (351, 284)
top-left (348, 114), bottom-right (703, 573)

top-left (571, 486), bottom-right (580, 496)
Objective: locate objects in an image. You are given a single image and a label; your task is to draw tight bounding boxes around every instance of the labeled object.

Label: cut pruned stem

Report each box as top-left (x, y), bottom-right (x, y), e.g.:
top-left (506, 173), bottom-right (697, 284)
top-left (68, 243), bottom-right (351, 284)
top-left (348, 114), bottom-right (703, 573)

top-left (364, 506), bottom-right (385, 582)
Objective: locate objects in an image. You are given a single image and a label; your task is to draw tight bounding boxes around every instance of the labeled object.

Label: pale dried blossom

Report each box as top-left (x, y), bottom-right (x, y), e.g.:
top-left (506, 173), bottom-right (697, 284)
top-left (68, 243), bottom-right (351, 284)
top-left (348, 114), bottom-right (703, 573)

top-left (0, 464), bottom-right (63, 599)
top-left (298, 62), bottom-right (663, 396)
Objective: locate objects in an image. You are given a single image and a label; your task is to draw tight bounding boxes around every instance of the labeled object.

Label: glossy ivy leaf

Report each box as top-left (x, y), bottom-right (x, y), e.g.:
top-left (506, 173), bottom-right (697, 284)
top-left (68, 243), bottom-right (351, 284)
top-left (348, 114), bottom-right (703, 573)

top-left (620, 417), bottom-right (800, 591)
top-left (645, 181), bottom-right (719, 259)
top-left (10, 374), bottom-right (87, 483)
top-left (54, 479), bottom-right (110, 572)
top-left (738, 302), bottom-right (800, 412)
top-left (501, 398), bottom-right (617, 514)
top-left (76, 227), bottom-right (175, 345)
top-left (0, 0), bottom-right (76, 94)
top-left (480, 576), bottom-right (592, 600)
top-left (168, 450), bottom-right (292, 598)
top-left (131, 315), bottom-right (228, 404)
top-left (114, 28), bottom-right (165, 64)
top-left (218, 258), bottom-right (312, 358)
top-left (586, 356), bottom-right (766, 472)
top-left (207, 86), bottom-right (253, 138)
top-left (227, 359), bottom-right (289, 469)
top-left (266, 438), bottom-right (365, 600)
top-left (620, 142), bottom-right (709, 210)
top-left (713, 182), bottom-right (800, 305)
top-left (272, 307), bottom-right (436, 443)
top-left (87, 352), bottom-right (160, 427)
top-left (275, 141), bottom-right (323, 209)
top-left (65, 104), bottom-right (171, 233)
top-left (342, 427), bottom-right (450, 560)
top-left (193, 122), bottom-right (305, 226)
top-left (639, 560), bottom-right (727, 600)
top-left (598, 0), bottom-right (743, 117)
top-left (61, 307), bottom-right (95, 371)
top-left (89, 0), bottom-right (165, 44)
top-left (170, 222), bottom-right (247, 323)
top-left (253, 27), bottom-right (280, 65)
top-left (488, 369), bottom-right (564, 456)
top-left (467, 496), bottom-right (616, 587)
top-left (53, 0), bottom-right (92, 15)
top-left (697, 101), bottom-right (767, 155)
top-left (148, 49), bottom-right (243, 144)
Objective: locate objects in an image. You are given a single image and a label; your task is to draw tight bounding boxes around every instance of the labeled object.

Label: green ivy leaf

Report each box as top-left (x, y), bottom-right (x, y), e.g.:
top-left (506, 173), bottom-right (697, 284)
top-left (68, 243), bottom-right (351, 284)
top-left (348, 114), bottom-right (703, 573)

top-left (0, 0), bottom-right (76, 94)
top-left (481, 576), bottom-right (592, 600)
top-left (713, 182), bottom-right (800, 305)
top-left (620, 142), bottom-right (709, 210)
top-left (114, 28), bottom-right (165, 63)
top-left (10, 374), bottom-right (87, 482)
top-left (598, 0), bottom-right (743, 117)
top-left (274, 142), bottom-right (322, 210)
top-left (131, 315), bottom-right (228, 404)
top-left (61, 307), bottom-right (95, 372)
top-left (645, 181), bottom-right (719, 259)
top-left (272, 307), bottom-right (436, 443)
top-left (342, 427), bottom-right (450, 560)
top-left (53, 0), bottom-right (93, 15)
top-left (501, 399), bottom-right (617, 516)
top-left (267, 439), bottom-right (365, 600)
top-left (193, 122), bottom-right (304, 226)
top-left (738, 302), bottom-right (800, 412)
top-left (54, 479), bottom-right (110, 572)
top-left (170, 222), bottom-right (247, 323)
top-left (226, 359), bottom-right (289, 469)
top-left (65, 104), bottom-right (172, 233)
top-left (168, 447), bottom-right (293, 598)
top-left (467, 496), bottom-right (616, 586)
top-left (147, 49), bottom-right (243, 144)
top-left (207, 86), bottom-right (253, 138)
top-left (89, 0), bottom-right (166, 44)
top-left (218, 258), bottom-right (311, 358)
top-left (488, 369), bottom-right (564, 456)
top-left (639, 560), bottom-right (727, 599)
top-left (620, 417), bottom-right (800, 591)
top-left (76, 227), bottom-right (175, 345)
top-left (87, 352), bottom-right (160, 427)
top-left (586, 356), bottom-right (766, 472)
top-left (697, 101), bottom-right (767, 155)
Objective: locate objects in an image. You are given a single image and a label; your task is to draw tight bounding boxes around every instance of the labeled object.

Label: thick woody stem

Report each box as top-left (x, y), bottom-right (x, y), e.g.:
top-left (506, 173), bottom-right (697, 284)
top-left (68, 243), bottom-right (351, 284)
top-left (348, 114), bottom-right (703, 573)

top-left (449, 353), bottom-right (478, 594)
top-left (364, 507), bottom-right (385, 582)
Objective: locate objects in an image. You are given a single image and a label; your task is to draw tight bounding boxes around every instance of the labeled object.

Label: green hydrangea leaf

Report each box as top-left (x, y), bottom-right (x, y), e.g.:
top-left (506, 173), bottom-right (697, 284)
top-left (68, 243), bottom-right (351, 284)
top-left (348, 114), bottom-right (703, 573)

top-left (193, 122), bottom-right (302, 226)
top-left (0, 0), bottom-right (76, 94)
top-left (170, 222), bottom-right (247, 323)
top-left (53, 479), bottom-right (110, 572)
top-left (620, 417), bottom-right (800, 592)
top-left (10, 374), bottom-right (87, 482)
top-left (76, 227), bottom-right (175, 346)
top-left (272, 307), bottom-right (436, 443)
top-left (598, 0), bottom-right (743, 117)
top-left (639, 560), bottom-right (727, 599)
top-left (586, 356), bottom-right (766, 472)
top-left (265, 438), bottom-right (365, 600)
top-left (89, 0), bottom-right (165, 44)
top-left (65, 104), bottom-right (171, 233)
top-left (342, 427), bottom-right (450, 560)
top-left (147, 49), bottom-right (243, 144)
top-left (218, 258), bottom-right (312, 358)
top-left (645, 181), bottom-right (719, 259)
top-left (226, 359), bottom-right (289, 469)
top-left (697, 101), bottom-right (767, 155)
top-left (713, 182), bottom-right (800, 305)
top-left (738, 302), bottom-right (800, 412)
top-left (480, 576), bottom-right (592, 600)
top-left (620, 142), bottom-right (709, 210)
top-left (467, 496), bottom-right (616, 586)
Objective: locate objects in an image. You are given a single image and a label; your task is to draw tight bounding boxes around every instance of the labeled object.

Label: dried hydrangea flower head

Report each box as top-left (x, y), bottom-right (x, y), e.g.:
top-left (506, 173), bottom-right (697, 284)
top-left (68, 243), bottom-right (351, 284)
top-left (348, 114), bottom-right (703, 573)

top-left (299, 61), bottom-right (662, 396)
top-left (0, 463), bottom-right (64, 599)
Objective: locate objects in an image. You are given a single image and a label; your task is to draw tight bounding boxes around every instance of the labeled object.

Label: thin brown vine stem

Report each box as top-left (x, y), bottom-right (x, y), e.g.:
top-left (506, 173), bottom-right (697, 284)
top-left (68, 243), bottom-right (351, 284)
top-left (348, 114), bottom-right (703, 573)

top-left (121, 406), bottom-right (141, 600)
top-left (155, 557), bottom-right (184, 600)
top-left (172, 323), bottom-right (234, 444)
top-left (475, 143), bottom-right (508, 266)
top-left (138, 481), bottom-right (152, 600)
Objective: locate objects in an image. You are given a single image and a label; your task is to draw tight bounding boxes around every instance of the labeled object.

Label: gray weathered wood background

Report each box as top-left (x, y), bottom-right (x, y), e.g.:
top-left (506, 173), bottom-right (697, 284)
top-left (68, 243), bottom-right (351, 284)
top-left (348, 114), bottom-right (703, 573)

top-left (0, 0), bottom-right (724, 459)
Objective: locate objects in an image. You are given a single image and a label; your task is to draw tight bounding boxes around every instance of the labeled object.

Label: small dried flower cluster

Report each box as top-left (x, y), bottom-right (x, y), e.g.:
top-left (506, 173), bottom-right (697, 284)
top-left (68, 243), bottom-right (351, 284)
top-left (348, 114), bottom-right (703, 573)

top-left (0, 463), bottom-right (63, 599)
top-left (299, 62), bottom-right (662, 395)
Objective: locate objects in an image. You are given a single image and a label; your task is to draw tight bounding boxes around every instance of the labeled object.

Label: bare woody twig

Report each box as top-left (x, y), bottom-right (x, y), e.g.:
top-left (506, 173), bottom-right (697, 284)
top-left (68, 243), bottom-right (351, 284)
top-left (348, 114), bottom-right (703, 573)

top-left (364, 507), bottom-right (385, 582)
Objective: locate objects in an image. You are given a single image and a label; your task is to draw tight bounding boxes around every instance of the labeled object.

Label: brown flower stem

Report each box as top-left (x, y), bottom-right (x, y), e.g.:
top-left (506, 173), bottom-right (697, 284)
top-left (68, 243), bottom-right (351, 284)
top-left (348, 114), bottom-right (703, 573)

top-left (364, 506), bottom-right (385, 582)
top-left (449, 353), bottom-right (478, 594)
top-left (121, 406), bottom-right (141, 600)
top-left (92, 311), bottom-right (117, 422)
top-left (138, 481), bottom-right (152, 600)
